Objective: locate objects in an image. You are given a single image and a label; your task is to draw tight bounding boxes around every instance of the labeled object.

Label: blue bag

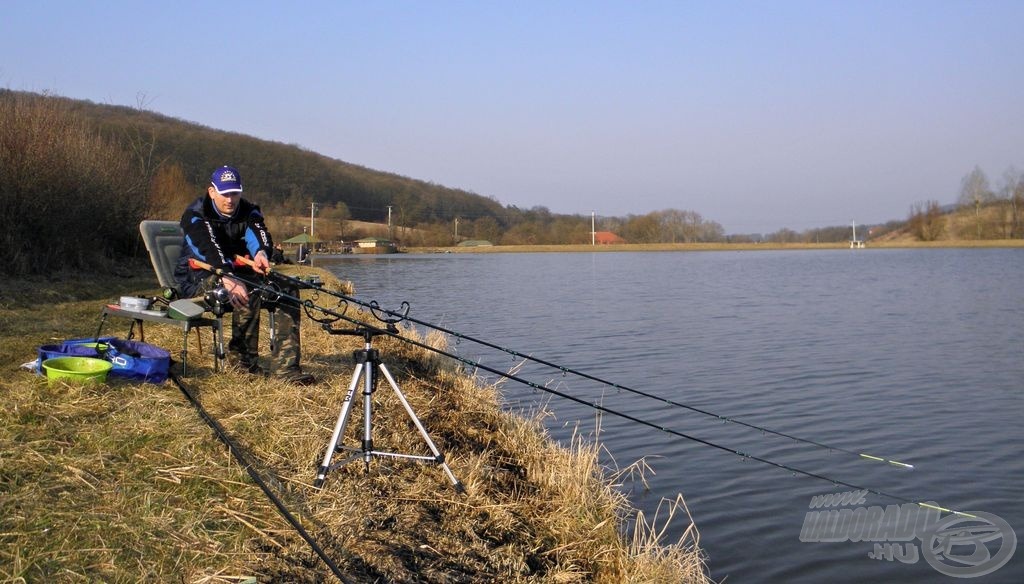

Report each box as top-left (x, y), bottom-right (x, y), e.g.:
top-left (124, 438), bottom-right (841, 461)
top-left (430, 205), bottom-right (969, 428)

top-left (38, 336), bottom-right (171, 384)
top-left (36, 336), bottom-right (118, 370)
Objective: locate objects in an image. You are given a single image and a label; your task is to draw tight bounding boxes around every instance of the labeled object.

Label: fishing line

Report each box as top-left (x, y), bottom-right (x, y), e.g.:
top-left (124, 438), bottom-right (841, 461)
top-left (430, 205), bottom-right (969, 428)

top-left (341, 317), bottom-right (974, 518)
top-left (393, 316), bottom-right (914, 469)
top-left (199, 260), bottom-right (973, 517)
top-left (236, 259), bottom-right (912, 469)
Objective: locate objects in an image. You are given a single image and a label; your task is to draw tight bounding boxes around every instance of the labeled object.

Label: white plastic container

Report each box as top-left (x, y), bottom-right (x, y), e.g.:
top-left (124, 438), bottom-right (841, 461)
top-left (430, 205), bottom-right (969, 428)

top-left (119, 296), bottom-right (151, 311)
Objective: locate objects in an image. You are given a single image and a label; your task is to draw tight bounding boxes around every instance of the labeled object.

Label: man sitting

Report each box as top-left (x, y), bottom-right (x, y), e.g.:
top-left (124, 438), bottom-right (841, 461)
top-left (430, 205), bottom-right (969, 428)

top-left (172, 165), bottom-right (315, 385)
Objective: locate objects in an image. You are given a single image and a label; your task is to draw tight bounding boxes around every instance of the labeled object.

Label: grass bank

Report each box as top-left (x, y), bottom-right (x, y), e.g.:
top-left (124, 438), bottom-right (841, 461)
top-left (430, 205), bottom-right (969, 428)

top-left (0, 265), bottom-right (709, 582)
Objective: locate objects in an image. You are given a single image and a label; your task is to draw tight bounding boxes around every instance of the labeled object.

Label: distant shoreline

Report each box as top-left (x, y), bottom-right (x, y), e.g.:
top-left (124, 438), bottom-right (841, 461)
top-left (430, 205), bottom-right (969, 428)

top-left (401, 239), bottom-right (1024, 254)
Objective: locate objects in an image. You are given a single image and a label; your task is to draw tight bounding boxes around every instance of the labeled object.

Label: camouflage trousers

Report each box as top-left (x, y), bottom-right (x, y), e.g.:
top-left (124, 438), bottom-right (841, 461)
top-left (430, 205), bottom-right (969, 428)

top-left (194, 274), bottom-right (303, 374)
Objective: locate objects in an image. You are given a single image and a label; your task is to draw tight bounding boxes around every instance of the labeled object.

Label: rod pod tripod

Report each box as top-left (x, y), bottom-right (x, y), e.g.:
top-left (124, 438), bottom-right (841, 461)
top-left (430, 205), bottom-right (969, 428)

top-left (313, 324), bottom-right (464, 492)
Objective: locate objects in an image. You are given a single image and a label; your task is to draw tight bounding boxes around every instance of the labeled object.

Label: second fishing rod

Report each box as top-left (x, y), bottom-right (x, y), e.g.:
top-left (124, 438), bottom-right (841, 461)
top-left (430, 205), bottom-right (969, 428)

top-left (193, 259), bottom-right (973, 517)
top-left (232, 256), bottom-right (915, 471)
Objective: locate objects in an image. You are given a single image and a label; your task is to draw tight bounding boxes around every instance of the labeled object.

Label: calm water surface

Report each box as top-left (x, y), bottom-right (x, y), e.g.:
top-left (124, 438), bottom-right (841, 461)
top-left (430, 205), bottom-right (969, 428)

top-left (319, 249), bottom-right (1023, 583)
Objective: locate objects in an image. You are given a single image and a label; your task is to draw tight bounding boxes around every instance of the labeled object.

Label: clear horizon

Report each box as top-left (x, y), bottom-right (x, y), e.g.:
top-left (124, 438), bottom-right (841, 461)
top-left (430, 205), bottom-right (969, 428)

top-left (3, 1), bottom-right (1022, 234)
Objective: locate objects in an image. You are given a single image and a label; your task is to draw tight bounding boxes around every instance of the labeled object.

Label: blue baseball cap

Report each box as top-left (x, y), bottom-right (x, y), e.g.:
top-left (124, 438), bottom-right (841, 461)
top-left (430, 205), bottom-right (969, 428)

top-left (210, 166), bottom-right (243, 194)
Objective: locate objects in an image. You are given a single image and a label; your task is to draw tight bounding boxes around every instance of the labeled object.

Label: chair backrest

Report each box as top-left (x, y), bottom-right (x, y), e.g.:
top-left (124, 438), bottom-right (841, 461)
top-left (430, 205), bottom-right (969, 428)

top-left (139, 220), bottom-right (183, 289)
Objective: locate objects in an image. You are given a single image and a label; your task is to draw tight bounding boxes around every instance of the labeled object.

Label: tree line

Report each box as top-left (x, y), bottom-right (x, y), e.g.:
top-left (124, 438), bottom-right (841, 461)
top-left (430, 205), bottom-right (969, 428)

top-left (1, 90), bottom-right (730, 262)
top-left (4, 90), bottom-right (1020, 277)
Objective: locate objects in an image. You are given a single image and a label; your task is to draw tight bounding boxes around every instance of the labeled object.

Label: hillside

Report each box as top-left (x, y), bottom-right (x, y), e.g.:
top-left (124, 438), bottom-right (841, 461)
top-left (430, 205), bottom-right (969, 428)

top-left (1, 91), bottom-right (734, 250)
top-left (37, 90), bottom-right (508, 227)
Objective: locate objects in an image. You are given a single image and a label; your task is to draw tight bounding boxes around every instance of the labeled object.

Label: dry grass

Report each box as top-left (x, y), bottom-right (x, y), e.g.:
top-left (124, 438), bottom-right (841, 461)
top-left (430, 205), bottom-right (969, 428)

top-left (1, 266), bottom-right (709, 582)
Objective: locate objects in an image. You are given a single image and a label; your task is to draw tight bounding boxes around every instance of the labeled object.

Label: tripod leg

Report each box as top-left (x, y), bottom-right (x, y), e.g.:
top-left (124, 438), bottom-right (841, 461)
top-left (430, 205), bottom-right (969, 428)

top-left (213, 319), bottom-right (225, 372)
top-left (377, 363), bottom-right (465, 491)
top-left (360, 358), bottom-right (375, 470)
top-left (268, 309), bottom-right (276, 352)
top-left (313, 362), bottom-right (365, 488)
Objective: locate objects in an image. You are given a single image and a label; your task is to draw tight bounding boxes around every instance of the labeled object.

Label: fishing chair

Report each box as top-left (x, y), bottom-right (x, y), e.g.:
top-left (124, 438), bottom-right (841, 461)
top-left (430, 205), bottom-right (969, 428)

top-left (140, 220), bottom-right (186, 292)
top-left (132, 220), bottom-right (281, 369)
top-left (94, 221), bottom-right (224, 375)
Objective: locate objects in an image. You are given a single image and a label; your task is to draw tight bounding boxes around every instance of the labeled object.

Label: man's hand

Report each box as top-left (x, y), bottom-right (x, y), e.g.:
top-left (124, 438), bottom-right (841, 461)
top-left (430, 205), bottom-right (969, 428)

top-left (222, 276), bottom-right (249, 309)
top-left (253, 250), bottom-right (271, 275)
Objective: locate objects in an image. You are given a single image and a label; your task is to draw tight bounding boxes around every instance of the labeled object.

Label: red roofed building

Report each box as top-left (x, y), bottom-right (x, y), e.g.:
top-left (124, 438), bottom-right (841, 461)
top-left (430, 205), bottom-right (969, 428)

top-left (594, 231), bottom-right (626, 245)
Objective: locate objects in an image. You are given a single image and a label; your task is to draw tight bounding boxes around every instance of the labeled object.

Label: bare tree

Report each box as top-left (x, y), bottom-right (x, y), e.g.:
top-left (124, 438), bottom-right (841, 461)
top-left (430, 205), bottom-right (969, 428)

top-left (471, 216), bottom-right (500, 242)
top-left (908, 200), bottom-right (945, 241)
top-left (958, 166), bottom-right (993, 239)
top-left (319, 202), bottom-right (351, 241)
top-left (147, 161), bottom-right (195, 220)
top-left (622, 213), bottom-right (662, 243)
top-left (767, 228), bottom-right (800, 243)
top-left (675, 210), bottom-right (704, 243)
top-left (999, 166), bottom-right (1023, 238)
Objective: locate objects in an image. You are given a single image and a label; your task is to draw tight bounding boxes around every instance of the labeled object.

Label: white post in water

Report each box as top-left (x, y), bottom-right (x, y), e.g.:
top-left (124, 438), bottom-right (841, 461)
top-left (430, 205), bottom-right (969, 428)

top-left (591, 210), bottom-right (596, 246)
top-left (850, 220), bottom-right (866, 248)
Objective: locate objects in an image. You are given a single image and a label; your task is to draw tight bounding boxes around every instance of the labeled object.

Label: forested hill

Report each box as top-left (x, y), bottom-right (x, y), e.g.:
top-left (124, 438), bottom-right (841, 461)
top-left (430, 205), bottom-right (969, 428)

top-left (55, 92), bottom-right (506, 226)
top-left (1, 89), bottom-right (730, 266)
top-left (21, 90), bottom-right (979, 249)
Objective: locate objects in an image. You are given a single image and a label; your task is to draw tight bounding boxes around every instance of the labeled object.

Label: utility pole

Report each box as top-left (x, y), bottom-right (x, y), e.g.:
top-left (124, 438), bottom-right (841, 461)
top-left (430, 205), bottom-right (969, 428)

top-left (310, 202), bottom-right (316, 266)
top-left (310, 202), bottom-right (316, 242)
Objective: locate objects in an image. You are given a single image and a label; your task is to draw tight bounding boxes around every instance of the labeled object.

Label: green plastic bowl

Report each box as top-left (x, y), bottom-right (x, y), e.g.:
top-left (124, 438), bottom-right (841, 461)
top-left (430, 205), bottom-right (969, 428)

top-left (80, 342), bottom-right (109, 351)
top-left (42, 356), bottom-right (113, 384)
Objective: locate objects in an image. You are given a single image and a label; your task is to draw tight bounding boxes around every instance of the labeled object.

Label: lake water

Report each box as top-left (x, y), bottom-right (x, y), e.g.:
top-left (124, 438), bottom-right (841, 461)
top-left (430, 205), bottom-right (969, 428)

top-left (318, 249), bottom-right (1023, 583)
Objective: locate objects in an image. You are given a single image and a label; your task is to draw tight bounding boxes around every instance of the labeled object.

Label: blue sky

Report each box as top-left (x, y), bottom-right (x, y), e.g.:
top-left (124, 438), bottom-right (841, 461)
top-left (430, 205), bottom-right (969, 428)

top-left (3, 1), bottom-right (1022, 233)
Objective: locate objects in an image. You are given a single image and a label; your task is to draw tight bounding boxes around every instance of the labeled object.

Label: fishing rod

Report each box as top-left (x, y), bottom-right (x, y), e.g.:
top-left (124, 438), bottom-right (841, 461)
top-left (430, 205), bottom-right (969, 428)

top-left (359, 319), bottom-right (975, 518)
top-left (233, 257), bottom-right (913, 470)
top-left (189, 259), bottom-right (973, 517)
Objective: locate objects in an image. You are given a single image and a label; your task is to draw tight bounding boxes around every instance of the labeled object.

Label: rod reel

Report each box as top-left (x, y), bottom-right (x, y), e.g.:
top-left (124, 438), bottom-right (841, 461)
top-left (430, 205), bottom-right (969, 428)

top-left (204, 285), bottom-right (231, 317)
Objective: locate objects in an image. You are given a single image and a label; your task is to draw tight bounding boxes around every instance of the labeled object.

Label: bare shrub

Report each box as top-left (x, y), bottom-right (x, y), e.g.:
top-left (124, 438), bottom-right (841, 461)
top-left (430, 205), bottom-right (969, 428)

top-left (147, 160), bottom-right (196, 220)
top-left (908, 200), bottom-right (945, 241)
top-left (0, 91), bottom-right (149, 275)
